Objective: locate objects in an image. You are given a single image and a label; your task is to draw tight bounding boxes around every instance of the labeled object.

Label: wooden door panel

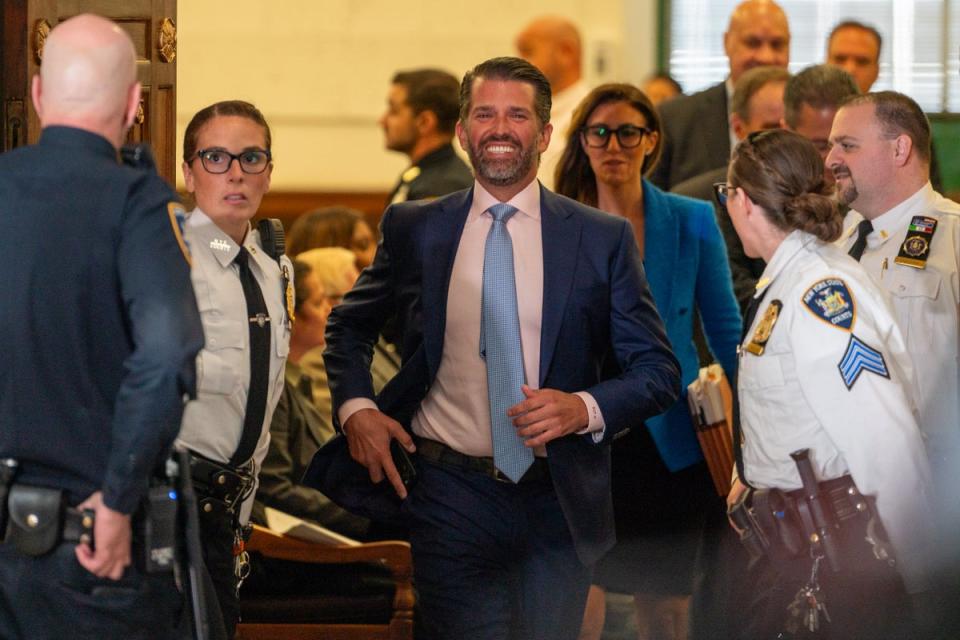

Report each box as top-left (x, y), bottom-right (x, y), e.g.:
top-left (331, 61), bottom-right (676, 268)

top-left (1, 0), bottom-right (177, 184)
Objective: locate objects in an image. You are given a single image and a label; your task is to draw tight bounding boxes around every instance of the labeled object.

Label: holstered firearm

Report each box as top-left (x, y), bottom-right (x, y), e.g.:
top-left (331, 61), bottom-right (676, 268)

top-left (790, 448), bottom-right (842, 572)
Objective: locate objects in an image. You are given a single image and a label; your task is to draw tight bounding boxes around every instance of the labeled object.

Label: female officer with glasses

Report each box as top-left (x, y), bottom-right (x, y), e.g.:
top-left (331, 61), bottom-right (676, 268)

top-left (177, 100), bottom-right (292, 638)
top-left (555, 84), bottom-right (741, 640)
top-left (719, 129), bottom-right (935, 638)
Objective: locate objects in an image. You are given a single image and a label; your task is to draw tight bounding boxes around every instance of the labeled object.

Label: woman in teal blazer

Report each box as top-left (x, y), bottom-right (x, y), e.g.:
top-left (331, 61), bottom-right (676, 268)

top-left (556, 83), bottom-right (741, 640)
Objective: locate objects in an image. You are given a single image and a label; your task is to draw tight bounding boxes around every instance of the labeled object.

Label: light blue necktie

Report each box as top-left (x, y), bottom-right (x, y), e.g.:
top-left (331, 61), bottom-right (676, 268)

top-left (480, 203), bottom-right (534, 482)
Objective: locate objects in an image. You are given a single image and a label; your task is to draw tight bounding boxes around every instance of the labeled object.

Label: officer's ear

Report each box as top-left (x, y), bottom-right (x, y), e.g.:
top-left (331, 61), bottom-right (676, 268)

top-left (892, 134), bottom-right (913, 168)
top-left (183, 160), bottom-right (196, 193)
top-left (122, 82), bottom-right (142, 130)
top-left (31, 75), bottom-right (44, 121)
top-left (415, 109), bottom-right (438, 136)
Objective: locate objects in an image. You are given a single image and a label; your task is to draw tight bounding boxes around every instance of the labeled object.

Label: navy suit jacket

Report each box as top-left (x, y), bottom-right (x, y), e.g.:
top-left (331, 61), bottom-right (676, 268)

top-left (314, 184), bottom-right (680, 565)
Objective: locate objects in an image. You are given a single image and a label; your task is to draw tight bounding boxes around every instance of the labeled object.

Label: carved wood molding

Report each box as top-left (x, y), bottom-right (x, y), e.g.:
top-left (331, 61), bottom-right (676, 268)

top-left (158, 18), bottom-right (177, 63)
top-left (33, 19), bottom-right (52, 64)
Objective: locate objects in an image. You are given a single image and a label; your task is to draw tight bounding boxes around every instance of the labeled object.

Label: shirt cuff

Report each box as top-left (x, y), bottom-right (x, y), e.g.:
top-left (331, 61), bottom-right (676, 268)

top-left (574, 391), bottom-right (606, 443)
top-left (338, 397), bottom-right (380, 431)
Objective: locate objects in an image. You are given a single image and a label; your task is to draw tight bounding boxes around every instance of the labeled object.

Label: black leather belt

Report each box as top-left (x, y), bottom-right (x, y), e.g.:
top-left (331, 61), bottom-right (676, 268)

top-left (415, 438), bottom-right (550, 484)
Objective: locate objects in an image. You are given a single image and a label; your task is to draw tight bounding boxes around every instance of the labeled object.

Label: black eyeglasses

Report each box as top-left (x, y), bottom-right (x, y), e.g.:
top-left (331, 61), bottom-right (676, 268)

top-left (581, 124), bottom-right (651, 149)
top-left (713, 182), bottom-right (737, 208)
top-left (194, 148), bottom-right (272, 174)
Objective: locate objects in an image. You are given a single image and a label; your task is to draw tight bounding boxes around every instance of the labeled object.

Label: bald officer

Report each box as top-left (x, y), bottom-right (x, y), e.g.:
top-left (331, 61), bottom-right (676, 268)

top-left (0, 14), bottom-right (203, 640)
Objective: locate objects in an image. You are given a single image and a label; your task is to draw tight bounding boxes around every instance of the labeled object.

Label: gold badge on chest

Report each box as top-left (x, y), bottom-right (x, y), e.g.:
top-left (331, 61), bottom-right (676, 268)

top-left (746, 300), bottom-right (782, 356)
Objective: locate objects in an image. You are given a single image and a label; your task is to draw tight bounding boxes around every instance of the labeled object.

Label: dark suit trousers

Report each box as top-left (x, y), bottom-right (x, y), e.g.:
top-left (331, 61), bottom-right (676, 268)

top-left (404, 458), bottom-right (592, 640)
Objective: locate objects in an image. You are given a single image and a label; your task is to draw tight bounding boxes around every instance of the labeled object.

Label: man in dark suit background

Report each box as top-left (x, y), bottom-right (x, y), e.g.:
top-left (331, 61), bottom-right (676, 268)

top-left (381, 68), bottom-right (474, 204)
top-left (322, 57), bottom-right (680, 639)
top-left (672, 65), bottom-right (789, 309)
top-left (650, 0), bottom-right (790, 190)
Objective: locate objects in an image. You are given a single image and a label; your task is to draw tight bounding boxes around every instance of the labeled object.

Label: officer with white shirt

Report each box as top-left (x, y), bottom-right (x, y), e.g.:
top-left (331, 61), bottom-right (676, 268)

top-left (827, 92), bottom-right (960, 531)
top-left (720, 130), bottom-right (935, 638)
top-left (177, 100), bottom-right (292, 638)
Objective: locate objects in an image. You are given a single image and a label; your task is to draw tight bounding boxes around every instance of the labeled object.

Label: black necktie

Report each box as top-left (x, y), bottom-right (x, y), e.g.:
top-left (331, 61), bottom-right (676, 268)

top-left (847, 219), bottom-right (874, 262)
top-left (231, 246), bottom-right (271, 466)
top-left (731, 287), bottom-right (770, 487)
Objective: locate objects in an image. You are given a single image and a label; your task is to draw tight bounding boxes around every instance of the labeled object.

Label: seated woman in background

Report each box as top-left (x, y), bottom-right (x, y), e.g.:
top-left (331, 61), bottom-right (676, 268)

top-left (245, 257), bottom-right (398, 600)
top-left (287, 205), bottom-right (377, 270)
top-left (251, 258), bottom-right (371, 539)
top-left (554, 84), bottom-right (741, 640)
top-left (287, 207), bottom-right (400, 400)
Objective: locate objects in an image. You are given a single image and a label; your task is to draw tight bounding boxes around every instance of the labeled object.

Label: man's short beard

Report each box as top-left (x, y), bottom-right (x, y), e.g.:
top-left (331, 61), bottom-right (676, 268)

top-left (466, 134), bottom-right (539, 186)
top-left (835, 176), bottom-right (858, 205)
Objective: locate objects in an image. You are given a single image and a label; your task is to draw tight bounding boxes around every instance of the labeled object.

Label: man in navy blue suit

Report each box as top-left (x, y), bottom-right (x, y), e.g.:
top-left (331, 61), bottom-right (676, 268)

top-left (322, 57), bottom-right (680, 639)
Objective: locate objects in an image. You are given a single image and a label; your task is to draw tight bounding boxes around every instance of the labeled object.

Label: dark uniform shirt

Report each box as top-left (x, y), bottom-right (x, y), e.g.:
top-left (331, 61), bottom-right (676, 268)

top-left (0, 126), bottom-right (204, 514)
top-left (387, 142), bottom-right (473, 204)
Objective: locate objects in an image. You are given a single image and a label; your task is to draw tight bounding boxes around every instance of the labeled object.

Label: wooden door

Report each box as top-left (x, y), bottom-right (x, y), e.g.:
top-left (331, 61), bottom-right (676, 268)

top-left (1, 0), bottom-right (178, 184)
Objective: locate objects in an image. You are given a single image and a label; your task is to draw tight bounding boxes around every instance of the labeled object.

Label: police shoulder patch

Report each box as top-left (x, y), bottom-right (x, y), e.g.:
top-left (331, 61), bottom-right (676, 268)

top-left (801, 278), bottom-right (855, 331)
top-left (838, 334), bottom-right (890, 389)
top-left (166, 202), bottom-right (191, 266)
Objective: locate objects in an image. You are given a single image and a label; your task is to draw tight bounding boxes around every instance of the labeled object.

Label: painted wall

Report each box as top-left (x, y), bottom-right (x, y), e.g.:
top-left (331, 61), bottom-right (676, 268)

top-left (176, 1), bottom-right (658, 191)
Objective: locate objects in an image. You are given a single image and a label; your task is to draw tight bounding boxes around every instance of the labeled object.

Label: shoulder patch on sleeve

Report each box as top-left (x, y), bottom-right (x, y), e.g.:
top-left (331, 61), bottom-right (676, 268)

top-left (801, 278), bottom-right (855, 331)
top-left (166, 202), bottom-right (191, 266)
top-left (838, 334), bottom-right (890, 389)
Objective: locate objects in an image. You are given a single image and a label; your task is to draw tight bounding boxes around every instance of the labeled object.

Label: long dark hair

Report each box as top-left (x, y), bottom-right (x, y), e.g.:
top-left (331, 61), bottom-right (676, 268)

top-left (554, 83), bottom-right (662, 207)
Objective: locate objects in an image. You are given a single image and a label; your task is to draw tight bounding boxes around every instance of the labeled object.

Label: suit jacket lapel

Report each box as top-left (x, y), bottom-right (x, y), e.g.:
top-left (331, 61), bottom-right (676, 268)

top-left (539, 188), bottom-right (581, 386)
top-left (422, 188), bottom-right (472, 381)
top-left (641, 180), bottom-right (679, 317)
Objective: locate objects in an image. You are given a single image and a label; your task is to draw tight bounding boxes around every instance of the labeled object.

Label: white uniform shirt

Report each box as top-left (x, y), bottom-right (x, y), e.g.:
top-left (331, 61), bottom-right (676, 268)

top-left (838, 183), bottom-right (960, 470)
top-left (739, 230), bottom-right (934, 592)
top-left (177, 208), bottom-right (292, 522)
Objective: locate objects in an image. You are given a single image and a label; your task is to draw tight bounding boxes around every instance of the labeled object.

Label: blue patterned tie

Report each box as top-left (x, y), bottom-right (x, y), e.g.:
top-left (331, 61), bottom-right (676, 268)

top-left (481, 203), bottom-right (534, 482)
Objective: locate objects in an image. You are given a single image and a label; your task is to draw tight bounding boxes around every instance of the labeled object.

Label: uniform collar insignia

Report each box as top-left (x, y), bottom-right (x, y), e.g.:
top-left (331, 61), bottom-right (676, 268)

top-left (210, 238), bottom-right (232, 252)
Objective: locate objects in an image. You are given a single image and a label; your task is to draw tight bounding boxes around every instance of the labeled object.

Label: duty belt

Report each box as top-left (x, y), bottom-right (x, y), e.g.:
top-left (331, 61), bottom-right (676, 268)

top-left (0, 458), bottom-right (95, 557)
top-left (187, 452), bottom-right (254, 516)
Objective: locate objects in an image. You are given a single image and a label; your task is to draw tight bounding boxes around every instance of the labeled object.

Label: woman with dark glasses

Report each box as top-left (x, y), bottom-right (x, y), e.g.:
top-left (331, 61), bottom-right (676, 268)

top-left (177, 100), bottom-right (292, 638)
top-left (721, 129), bottom-right (935, 638)
top-left (555, 83), bottom-right (741, 640)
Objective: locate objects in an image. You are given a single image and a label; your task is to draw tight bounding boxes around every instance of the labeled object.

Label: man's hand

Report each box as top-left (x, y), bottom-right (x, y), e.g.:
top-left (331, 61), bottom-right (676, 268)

top-left (74, 491), bottom-right (131, 580)
top-left (343, 408), bottom-right (415, 499)
top-left (508, 385), bottom-right (589, 447)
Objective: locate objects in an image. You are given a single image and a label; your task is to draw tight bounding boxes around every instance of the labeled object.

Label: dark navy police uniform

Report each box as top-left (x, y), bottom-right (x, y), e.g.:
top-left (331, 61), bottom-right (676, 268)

top-left (0, 126), bottom-right (204, 640)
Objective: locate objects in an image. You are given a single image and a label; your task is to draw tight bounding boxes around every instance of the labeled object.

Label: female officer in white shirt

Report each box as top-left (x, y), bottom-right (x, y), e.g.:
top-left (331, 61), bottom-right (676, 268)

top-left (177, 100), bottom-right (292, 638)
top-left (717, 130), bottom-right (936, 639)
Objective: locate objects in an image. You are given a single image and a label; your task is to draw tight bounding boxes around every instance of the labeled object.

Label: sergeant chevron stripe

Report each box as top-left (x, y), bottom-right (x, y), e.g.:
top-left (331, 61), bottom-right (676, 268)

top-left (838, 334), bottom-right (890, 390)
